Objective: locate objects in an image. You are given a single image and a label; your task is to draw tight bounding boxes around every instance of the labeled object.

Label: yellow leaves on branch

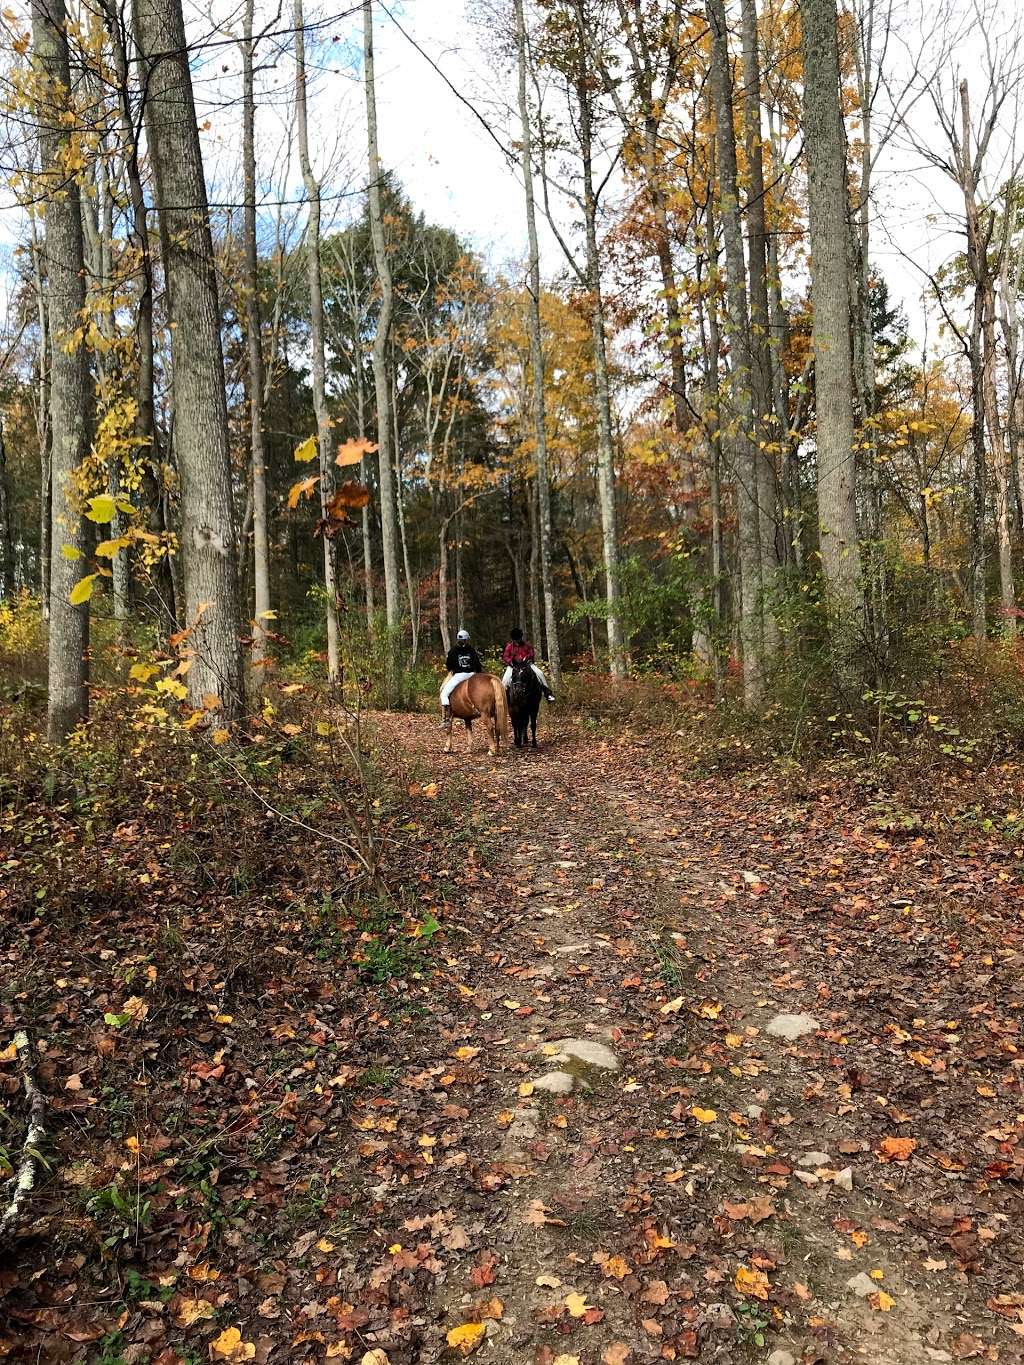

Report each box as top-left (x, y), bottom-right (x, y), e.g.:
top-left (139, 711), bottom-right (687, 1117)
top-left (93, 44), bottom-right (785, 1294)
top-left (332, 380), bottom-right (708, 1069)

top-left (69, 574), bottom-right (97, 605)
top-left (293, 435), bottom-right (318, 463)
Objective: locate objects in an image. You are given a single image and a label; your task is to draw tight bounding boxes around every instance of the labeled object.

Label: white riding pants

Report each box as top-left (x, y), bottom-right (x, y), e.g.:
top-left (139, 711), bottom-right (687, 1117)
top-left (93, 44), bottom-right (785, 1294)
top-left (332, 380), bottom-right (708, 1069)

top-left (440, 671), bottom-right (475, 705)
top-left (502, 663), bottom-right (549, 690)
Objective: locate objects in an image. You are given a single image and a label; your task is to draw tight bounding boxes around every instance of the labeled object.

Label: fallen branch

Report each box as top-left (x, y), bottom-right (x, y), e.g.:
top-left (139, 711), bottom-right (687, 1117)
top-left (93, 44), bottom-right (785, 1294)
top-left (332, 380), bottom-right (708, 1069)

top-left (0, 1029), bottom-right (47, 1244)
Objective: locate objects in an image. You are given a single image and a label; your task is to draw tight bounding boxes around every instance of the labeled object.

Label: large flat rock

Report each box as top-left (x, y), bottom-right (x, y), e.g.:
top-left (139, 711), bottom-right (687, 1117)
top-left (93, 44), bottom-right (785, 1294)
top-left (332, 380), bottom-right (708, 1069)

top-left (549, 1037), bottom-right (620, 1071)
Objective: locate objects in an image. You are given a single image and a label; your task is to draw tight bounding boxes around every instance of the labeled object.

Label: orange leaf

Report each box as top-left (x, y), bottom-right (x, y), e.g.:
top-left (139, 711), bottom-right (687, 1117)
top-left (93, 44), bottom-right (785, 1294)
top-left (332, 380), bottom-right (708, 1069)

top-left (878, 1136), bottom-right (917, 1162)
top-left (288, 475), bottom-right (319, 508)
top-left (336, 436), bottom-right (378, 467)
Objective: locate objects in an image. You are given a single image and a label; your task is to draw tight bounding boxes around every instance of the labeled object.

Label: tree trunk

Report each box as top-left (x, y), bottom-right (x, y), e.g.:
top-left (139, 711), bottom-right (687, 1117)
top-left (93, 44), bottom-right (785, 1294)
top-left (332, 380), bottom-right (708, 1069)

top-left (294, 0), bottom-right (341, 682)
top-left (515, 0), bottom-right (561, 686)
top-left (33, 0), bottom-right (90, 743)
top-left (134, 0), bottom-right (244, 719)
top-left (242, 0), bottom-right (272, 675)
top-left (800, 0), bottom-right (864, 622)
top-left (393, 370), bottom-right (418, 666)
top-left (0, 419), bottom-right (12, 597)
top-left (982, 284), bottom-right (1016, 630)
top-left (575, 3), bottom-right (625, 679)
top-left (528, 483), bottom-right (542, 652)
top-left (439, 511), bottom-right (451, 655)
top-left (706, 0), bottom-right (764, 700)
top-left (739, 0), bottom-right (780, 653)
top-left (28, 211), bottom-right (51, 618)
top-left (363, 0), bottom-right (402, 642)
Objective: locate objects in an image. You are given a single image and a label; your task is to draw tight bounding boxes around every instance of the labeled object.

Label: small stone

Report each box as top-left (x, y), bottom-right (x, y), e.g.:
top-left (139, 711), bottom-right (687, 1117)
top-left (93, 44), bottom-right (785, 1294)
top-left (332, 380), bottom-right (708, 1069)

top-left (832, 1166), bottom-right (854, 1191)
top-left (550, 1038), bottom-right (620, 1071)
top-left (846, 1271), bottom-right (877, 1298)
top-left (797, 1151), bottom-right (831, 1168)
top-left (766, 1012), bottom-right (819, 1040)
top-left (767, 1352), bottom-right (796, 1365)
top-left (507, 1114), bottom-right (538, 1141)
top-left (533, 1071), bottom-right (574, 1094)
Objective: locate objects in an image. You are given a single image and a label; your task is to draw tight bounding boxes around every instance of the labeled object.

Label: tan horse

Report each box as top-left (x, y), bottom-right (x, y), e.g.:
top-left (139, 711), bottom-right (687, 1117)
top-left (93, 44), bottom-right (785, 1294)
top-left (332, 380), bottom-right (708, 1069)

top-left (443, 672), bottom-right (510, 756)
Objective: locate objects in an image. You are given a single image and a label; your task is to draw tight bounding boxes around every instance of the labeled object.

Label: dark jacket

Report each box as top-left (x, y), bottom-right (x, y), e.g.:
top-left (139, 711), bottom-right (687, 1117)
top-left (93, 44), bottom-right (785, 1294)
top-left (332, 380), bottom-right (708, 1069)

top-left (445, 645), bottom-right (483, 674)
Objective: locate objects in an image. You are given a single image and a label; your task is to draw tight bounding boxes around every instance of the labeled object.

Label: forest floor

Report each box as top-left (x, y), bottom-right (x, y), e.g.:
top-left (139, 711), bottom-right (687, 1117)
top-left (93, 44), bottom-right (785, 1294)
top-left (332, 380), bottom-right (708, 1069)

top-left (2, 700), bottom-right (1023, 1365)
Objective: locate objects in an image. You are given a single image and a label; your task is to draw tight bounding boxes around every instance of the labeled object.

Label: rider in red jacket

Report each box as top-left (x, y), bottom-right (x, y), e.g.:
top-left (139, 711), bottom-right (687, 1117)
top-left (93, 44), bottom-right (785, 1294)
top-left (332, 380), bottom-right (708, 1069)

top-left (501, 627), bottom-right (555, 701)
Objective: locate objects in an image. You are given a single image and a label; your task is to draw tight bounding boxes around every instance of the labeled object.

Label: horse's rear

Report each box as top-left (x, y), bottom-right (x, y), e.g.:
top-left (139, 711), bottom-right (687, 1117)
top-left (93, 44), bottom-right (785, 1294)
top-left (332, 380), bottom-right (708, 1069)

top-left (445, 674), bottom-right (509, 756)
top-left (506, 662), bottom-right (542, 748)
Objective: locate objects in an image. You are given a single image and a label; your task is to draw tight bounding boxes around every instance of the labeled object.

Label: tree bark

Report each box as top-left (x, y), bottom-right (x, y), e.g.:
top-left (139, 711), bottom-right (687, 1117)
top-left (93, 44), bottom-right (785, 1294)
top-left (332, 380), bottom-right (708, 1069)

top-left (363, 0), bottom-right (402, 642)
top-left (32, 0), bottom-right (90, 743)
top-left (242, 0), bottom-right (272, 675)
top-left (133, 0), bottom-right (244, 719)
top-left (739, 0), bottom-right (780, 652)
top-left (574, 1), bottom-right (625, 679)
top-left (800, 0), bottom-right (864, 621)
top-left (294, 0), bottom-right (341, 681)
top-left (706, 0), bottom-right (764, 700)
top-left (0, 419), bottom-right (12, 598)
top-left (515, 0), bottom-right (561, 686)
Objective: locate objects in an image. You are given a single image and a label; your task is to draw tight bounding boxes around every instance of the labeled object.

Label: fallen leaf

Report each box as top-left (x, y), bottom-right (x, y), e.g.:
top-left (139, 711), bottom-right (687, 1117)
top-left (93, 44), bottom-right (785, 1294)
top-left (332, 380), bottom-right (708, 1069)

top-left (878, 1136), bottom-right (917, 1162)
top-left (174, 1297), bottom-right (214, 1327)
top-left (690, 1106), bottom-right (717, 1123)
top-left (209, 1326), bottom-right (256, 1360)
top-left (602, 1347), bottom-right (631, 1365)
top-left (564, 1292), bottom-right (590, 1318)
top-left (734, 1265), bottom-right (770, 1300)
top-left (870, 1291), bottom-right (896, 1312)
top-left (445, 1323), bottom-right (486, 1356)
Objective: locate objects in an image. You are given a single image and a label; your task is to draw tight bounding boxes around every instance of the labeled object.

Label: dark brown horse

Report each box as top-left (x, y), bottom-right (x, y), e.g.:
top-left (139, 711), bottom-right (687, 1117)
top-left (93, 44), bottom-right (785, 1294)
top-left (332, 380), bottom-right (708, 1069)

top-left (443, 673), bottom-right (510, 756)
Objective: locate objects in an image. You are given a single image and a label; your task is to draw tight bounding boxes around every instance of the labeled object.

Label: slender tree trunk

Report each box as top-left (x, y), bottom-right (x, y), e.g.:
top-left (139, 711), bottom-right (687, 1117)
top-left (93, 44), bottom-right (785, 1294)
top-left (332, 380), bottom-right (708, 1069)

top-left (740, 0), bottom-right (780, 653)
top-left (574, 4), bottom-right (625, 679)
top-left (706, 0), bottom-right (764, 700)
top-left (363, 0), bottom-right (402, 641)
top-left (982, 285), bottom-right (1016, 630)
top-left (0, 419), bottom-right (12, 597)
top-left (242, 0), bottom-right (272, 675)
top-left (33, 0), bottom-right (90, 743)
top-left (294, 0), bottom-right (340, 682)
top-left (800, 0), bottom-right (864, 622)
top-left (528, 483), bottom-right (542, 652)
top-left (439, 510), bottom-right (451, 654)
top-left (515, 0), bottom-right (561, 686)
top-left (393, 371), bottom-right (418, 665)
top-left (28, 212), bottom-right (51, 618)
top-left (355, 327), bottom-right (375, 634)
top-left (133, 0), bottom-right (244, 719)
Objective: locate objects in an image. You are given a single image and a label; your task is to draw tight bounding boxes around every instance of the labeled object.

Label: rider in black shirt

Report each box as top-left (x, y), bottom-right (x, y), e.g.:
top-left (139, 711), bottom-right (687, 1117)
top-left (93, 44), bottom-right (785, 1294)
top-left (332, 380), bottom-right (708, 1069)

top-left (441, 629), bottom-right (483, 721)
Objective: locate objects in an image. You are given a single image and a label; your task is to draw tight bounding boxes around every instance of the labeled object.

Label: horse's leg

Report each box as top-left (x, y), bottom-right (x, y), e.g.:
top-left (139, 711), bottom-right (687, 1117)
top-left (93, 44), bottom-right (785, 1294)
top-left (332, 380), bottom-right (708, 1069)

top-left (531, 704), bottom-right (538, 748)
top-left (443, 709), bottom-right (454, 754)
top-left (487, 706), bottom-right (498, 757)
top-left (465, 719), bottom-right (473, 753)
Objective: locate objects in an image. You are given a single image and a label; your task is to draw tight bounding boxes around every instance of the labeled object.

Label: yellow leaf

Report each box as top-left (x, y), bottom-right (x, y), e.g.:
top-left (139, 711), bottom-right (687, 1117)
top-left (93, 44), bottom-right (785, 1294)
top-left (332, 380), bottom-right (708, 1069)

top-left (213, 1013), bottom-right (233, 1025)
top-left (698, 1000), bottom-right (722, 1018)
top-left (129, 662), bottom-right (161, 682)
top-left (869, 1269), bottom-right (884, 1280)
top-left (61, 544), bottom-right (83, 560)
top-left (336, 435), bottom-right (378, 467)
top-left (518, 1081), bottom-right (534, 1097)
top-left (209, 1326), bottom-right (256, 1360)
top-left (660, 996), bottom-right (683, 1014)
top-left (445, 1322), bottom-right (486, 1355)
top-left (211, 729), bottom-right (230, 746)
top-left (871, 1291), bottom-right (896, 1312)
top-left (725, 1033), bottom-right (743, 1048)
top-left (202, 693), bottom-right (223, 711)
top-left (95, 537), bottom-right (130, 558)
top-left (294, 435), bottom-right (318, 463)
top-left (564, 1291), bottom-right (590, 1318)
top-left (125, 1136), bottom-right (140, 1153)
top-left (453, 1046), bottom-right (480, 1061)
top-left (553, 1358), bottom-right (580, 1365)
top-left (174, 1296), bottom-right (214, 1326)
top-left (478, 1297), bottom-right (503, 1320)
top-left (154, 677), bottom-right (187, 700)
top-left (85, 493), bottom-right (116, 523)
top-left (734, 1265), bottom-right (770, 1300)
top-left (317, 1238), bottom-right (336, 1252)
top-left (69, 574), bottom-right (97, 605)
top-left (502, 1000), bottom-right (521, 1010)
top-left (690, 1106), bottom-right (717, 1123)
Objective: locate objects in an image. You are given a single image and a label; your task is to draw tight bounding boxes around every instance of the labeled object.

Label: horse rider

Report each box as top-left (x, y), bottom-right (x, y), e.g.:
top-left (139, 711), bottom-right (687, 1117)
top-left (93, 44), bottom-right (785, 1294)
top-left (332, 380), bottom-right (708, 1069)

top-left (440, 629), bottom-right (483, 724)
top-left (501, 626), bottom-right (555, 702)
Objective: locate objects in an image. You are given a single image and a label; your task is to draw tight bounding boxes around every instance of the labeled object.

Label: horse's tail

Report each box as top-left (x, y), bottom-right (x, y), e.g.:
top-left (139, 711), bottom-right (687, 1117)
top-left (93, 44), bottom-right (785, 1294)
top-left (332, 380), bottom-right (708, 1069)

top-left (490, 676), bottom-right (510, 747)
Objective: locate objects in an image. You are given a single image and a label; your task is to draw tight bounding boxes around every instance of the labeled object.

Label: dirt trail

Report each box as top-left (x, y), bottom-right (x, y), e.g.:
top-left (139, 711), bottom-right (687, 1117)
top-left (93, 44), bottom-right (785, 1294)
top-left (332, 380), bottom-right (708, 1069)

top-left (375, 710), bottom-right (1024, 1365)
